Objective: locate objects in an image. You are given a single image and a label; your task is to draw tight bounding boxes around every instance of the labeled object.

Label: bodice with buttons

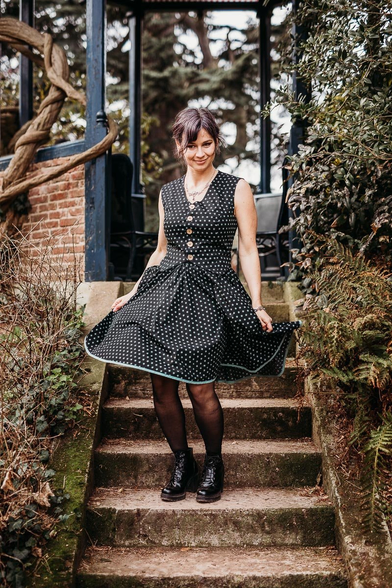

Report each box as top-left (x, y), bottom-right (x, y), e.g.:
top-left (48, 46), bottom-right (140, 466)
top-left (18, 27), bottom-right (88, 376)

top-left (160, 170), bottom-right (239, 275)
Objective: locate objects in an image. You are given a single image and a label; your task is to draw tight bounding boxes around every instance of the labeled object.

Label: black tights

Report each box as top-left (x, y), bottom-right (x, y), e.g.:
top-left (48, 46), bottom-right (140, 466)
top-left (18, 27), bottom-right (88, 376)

top-left (150, 373), bottom-right (224, 455)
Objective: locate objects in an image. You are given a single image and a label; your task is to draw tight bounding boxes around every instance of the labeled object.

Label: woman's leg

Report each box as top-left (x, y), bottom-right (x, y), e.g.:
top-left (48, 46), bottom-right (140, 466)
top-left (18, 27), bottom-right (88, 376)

top-left (150, 373), bottom-right (188, 452)
top-left (150, 373), bottom-right (198, 501)
top-left (186, 381), bottom-right (224, 502)
top-left (185, 381), bottom-right (224, 455)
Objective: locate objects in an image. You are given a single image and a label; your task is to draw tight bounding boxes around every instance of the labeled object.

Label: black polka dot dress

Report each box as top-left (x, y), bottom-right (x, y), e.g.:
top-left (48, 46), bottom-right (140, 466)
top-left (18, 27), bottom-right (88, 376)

top-left (84, 170), bottom-right (302, 384)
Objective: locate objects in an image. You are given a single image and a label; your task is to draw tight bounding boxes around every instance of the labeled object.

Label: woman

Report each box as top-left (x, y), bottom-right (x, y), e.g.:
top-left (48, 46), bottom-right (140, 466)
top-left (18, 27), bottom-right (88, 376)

top-left (84, 107), bottom-right (301, 504)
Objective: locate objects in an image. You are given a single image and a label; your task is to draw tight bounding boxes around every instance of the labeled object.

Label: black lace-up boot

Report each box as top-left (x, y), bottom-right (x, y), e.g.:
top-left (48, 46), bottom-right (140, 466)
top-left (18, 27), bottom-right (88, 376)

top-left (196, 453), bottom-right (224, 503)
top-left (161, 447), bottom-right (199, 502)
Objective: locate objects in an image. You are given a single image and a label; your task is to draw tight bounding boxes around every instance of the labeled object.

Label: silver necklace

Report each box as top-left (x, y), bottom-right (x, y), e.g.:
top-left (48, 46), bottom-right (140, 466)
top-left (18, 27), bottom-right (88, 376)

top-left (185, 169), bottom-right (217, 202)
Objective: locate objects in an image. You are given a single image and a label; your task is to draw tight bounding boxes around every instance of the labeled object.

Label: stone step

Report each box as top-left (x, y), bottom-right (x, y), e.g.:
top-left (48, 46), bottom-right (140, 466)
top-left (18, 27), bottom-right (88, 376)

top-left (108, 361), bottom-right (300, 399)
top-left (77, 545), bottom-right (347, 588)
top-left (95, 438), bottom-right (321, 489)
top-left (101, 398), bottom-right (312, 440)
top-left (86, 487), bottom-right (335, 548)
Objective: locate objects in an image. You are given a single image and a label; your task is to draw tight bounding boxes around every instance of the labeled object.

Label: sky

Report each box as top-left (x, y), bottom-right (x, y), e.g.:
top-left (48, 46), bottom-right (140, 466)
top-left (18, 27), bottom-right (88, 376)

top-left (183, 7), bottom-right (291, 191)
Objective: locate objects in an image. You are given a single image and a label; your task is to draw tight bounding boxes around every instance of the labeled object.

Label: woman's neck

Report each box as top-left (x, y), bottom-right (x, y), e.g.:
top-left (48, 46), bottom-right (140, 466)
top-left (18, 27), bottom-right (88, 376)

top-left (186, 165), bottom-right (216, 188)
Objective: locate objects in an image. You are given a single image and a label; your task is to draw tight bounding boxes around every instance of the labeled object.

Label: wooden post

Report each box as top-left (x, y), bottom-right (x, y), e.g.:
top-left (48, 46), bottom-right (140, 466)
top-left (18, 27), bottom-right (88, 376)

top-left (128, 8), bottom-right (143, 197)
top-left (288, 0), bottom-right (310, 264)
top-left (19, 0), bottom-right (34, 127)
top-left (258, 6), bottom-right (271, 194)
top-left (85, 0), bottom-right (110, 281)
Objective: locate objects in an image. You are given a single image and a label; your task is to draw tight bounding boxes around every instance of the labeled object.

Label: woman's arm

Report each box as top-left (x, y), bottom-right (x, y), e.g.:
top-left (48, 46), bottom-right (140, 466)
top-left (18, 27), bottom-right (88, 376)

top-left (234, 179), bottom-right (273, 332)
top-left (111, 190), bottom-right (167, 312)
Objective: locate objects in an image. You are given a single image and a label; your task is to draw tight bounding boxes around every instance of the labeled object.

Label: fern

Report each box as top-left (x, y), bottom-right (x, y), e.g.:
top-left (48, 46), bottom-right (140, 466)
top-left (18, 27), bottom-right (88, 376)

top-left (298, 237), bottom-right (392, 533)
top-left (361, 414), bottom-right (392, 534)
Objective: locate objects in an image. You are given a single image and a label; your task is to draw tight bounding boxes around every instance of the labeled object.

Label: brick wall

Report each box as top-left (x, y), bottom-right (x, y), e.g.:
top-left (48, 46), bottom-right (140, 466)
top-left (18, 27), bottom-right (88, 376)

top-left (1, 157), bottom-right (85, 279)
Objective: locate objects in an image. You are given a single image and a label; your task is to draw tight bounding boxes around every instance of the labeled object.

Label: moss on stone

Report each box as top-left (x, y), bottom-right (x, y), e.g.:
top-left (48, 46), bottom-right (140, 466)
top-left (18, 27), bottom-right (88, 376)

top-left (26, 356), bottom-right (106, 588)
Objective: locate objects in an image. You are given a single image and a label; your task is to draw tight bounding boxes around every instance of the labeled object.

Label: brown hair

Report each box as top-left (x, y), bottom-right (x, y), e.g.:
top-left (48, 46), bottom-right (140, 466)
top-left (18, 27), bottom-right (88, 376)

top-left (172, 107), bottom-right (225, 158)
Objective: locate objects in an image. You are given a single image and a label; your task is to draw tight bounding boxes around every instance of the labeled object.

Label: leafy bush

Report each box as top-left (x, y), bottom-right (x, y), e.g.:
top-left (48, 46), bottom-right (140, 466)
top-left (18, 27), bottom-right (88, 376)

top-left (0, 233), bottom-right (86, 587)
top-left (298, 239), bottom-right (392, 532)
top-left (263, 0), bottom-right (392, 277)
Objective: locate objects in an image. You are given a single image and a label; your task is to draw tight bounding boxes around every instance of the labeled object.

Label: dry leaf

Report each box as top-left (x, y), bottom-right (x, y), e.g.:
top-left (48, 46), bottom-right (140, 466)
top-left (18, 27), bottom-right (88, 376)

top-left (1, 470), bottom-right (16, 494)
top-left (31, 481), bottom-right (54, 507)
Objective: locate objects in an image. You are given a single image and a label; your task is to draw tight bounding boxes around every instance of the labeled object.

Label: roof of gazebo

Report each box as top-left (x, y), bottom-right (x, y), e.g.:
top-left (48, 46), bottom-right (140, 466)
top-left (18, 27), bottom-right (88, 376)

top-left (125, 0), bottom-right (282, 11)
top-left (140, 0), bottom-right (260, 2)
top-left (128, 0), bottom-right (266, 7)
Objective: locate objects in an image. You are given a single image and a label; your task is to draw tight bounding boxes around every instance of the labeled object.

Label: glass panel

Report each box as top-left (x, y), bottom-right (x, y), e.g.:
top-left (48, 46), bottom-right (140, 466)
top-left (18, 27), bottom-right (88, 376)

top-left (0, 0), bottom-right (86, 155)
top-left (142, 9), bottom-right (260, 230)
top-left (269, 2), bottom-right (292, 192)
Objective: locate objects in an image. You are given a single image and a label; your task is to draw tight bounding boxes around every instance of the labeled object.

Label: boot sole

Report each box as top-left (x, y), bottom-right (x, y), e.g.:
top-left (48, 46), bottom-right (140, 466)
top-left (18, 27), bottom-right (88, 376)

top-left (160, 471), bottom-right (199, 501)
top-left (196, 490), bottom-right (223, 503)
top-left (160, 492), bottom-right (186, 502)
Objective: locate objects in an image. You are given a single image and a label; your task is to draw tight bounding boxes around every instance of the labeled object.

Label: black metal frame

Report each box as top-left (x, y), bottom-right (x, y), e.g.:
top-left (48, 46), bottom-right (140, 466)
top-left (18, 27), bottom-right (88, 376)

top-left (109, 154), bottom-right (158, 281)
top-left (2, 0), bottom-right (305, 281)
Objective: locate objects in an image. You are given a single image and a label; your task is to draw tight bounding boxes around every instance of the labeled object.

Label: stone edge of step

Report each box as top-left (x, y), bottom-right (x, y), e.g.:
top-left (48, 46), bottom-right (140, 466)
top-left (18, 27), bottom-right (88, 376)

top-left (77, 545), bottom-right (346, 580)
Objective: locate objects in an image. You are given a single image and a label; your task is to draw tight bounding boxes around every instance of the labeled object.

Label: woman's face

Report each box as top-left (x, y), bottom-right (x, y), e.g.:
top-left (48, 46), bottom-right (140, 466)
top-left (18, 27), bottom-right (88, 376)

top-left (177, 128), bottom-right (217, 173)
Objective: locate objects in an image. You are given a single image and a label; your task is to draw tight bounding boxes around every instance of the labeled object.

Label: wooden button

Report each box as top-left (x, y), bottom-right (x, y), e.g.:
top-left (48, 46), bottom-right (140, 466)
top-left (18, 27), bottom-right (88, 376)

top-left (187, 241), bottom-right (194, 247)
top-left (187, 215), bottom-right (193, 221)
top-left (186, 228), bottom-right (193, 234)
top-left (187, 254), bottom-right (194, 260)
top-left (189, 204), bottom-right (195, 209)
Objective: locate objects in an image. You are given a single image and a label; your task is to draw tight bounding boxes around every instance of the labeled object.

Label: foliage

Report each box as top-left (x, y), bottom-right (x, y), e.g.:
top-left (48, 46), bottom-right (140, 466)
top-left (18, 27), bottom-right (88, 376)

top-left (1, 2), bottom-right (289, 200)
top-left (298, 239), bottom-right (392, 533)
top-left (263, 0), bottom-right (392, 277)
top-left (0, 232), bottom-right (87, 587)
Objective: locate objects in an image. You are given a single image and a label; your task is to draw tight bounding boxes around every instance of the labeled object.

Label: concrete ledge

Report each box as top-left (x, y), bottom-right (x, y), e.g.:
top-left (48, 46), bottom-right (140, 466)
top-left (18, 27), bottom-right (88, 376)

top-left (283, 282), bottom-right (303, 357)
top-left (27, 282), bottom-right (122, 587)
top-left (308, 377), bottom-right (392, 588)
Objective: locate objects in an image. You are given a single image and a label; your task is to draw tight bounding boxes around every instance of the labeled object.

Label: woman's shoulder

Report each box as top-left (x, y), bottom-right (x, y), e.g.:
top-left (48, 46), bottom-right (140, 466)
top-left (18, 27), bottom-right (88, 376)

top-left (217, 169), bottom-right (250, 189)
top-left (161, 175), bottom-right (184, 193)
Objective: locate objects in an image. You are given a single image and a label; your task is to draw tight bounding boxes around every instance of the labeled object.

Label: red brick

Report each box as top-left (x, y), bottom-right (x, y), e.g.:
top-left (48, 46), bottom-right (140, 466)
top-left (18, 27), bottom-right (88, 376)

top-left (59, 217), bottom-right (81, 228)
top-left (28, 187), bottom-right (42, 197)
top-left (67, 206), bottom-right (84, 217)
top-left (58, 234), bottom-right (84, 245)
top-left (71, 224), bottom-right (85, 234)
top-left (36, 202), bottom-right (57, 212)
top-left (51, 192), bottom-right (72, 202)
top-left (45, 220), bottom-right (59, 229)
top-left (47, 210), bottom-right (62, 220)
top-left (24, 229), bottom-right (50, 240)
top-left (69, 170), bottom-right (84, 181)
top-left (71, 245), bottom-right (85, 253)
top-left (59, 253), bottom-right (84, 263)
top-left (28, 194), bottom-right (50, 205)
top-left (29, 212), bottom-right (49, 222)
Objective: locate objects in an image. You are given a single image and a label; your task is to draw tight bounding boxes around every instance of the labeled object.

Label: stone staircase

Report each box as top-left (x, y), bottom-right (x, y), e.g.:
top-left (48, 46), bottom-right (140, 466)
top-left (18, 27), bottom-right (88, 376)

top-left (76, 283), bottom-right (347, 587)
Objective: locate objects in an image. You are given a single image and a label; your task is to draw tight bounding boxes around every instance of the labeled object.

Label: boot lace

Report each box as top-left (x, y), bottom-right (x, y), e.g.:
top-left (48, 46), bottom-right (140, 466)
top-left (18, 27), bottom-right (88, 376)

top-left (200, 455), bottom-right (221, 486)
top-left (170, 452), bottom-right (187, 485)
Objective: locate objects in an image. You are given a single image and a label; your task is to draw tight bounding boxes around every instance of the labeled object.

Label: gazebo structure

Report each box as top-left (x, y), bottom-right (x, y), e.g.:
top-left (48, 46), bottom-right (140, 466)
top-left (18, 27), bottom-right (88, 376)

top-left (0, 0), bottom-right (309, 281)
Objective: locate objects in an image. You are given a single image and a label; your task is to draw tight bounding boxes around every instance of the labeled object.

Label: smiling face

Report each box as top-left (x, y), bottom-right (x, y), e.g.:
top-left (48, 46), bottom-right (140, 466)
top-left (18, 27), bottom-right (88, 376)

top-left (176, 128), bottom-right (217, 174)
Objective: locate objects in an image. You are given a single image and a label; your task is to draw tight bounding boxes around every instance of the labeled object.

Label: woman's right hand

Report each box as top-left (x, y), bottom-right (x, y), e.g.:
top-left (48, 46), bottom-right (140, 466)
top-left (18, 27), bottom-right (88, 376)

top-left (111, 291), bottom-right (136, 312)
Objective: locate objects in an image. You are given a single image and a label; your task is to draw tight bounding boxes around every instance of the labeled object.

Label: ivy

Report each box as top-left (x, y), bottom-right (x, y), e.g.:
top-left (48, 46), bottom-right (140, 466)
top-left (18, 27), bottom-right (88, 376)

top-left (263, 0), bottom-right (392, 276)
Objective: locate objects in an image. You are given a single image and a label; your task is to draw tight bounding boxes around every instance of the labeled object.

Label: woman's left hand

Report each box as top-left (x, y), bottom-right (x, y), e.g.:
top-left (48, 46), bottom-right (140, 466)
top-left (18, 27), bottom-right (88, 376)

top-left (256, 309), bottom-right (273, 332)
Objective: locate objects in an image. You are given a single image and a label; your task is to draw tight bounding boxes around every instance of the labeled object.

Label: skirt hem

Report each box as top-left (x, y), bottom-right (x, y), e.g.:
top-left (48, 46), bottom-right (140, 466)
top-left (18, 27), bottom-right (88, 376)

top-left (83, 327), bottom-right (295, 384)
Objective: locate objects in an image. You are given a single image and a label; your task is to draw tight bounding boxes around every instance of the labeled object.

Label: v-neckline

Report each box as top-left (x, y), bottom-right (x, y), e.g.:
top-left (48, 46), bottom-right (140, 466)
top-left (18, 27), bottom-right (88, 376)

top-left (182, 169), bottom-right (220, 205)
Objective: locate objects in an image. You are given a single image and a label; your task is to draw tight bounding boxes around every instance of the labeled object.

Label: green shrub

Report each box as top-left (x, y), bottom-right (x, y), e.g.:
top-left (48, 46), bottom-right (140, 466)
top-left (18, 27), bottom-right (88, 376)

top-left (298, 239), bottom-right (392, 532)
top-left (263, 0), bottom-right (392, 276)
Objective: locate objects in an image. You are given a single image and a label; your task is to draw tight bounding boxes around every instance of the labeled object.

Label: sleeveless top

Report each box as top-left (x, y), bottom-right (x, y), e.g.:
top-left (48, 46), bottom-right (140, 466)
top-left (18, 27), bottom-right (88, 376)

top-left (84, 169), bottom-right (302, 383)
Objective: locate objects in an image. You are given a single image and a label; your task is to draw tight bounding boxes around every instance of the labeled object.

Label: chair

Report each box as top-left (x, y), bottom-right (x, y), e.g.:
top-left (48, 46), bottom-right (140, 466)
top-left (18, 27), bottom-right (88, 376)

top-left (235, 159), bottom-right (290, 279)
top-left (109, 153), bottom-right (158, 281)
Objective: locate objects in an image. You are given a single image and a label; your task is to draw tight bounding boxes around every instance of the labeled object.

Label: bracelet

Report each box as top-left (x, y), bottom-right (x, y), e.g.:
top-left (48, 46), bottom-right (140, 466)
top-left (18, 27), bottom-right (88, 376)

top-left (253, 305), bottom-right (266, 313)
